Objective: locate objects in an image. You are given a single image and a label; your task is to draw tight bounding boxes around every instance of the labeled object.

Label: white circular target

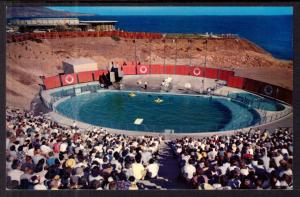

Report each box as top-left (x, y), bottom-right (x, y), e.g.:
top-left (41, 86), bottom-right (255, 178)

top-left (139, 66), bottom-right (148, 74)
top-left (65, 74), bottom-right (74, 84)
top-left (193, 67), bottom-right (201, 76)
top-left (264, 85), bottom-right (273, 95)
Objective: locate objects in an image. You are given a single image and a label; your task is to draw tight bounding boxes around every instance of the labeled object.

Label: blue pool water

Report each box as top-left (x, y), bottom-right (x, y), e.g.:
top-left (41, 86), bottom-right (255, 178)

top-left (55, 91), bottom-right (261, 133)
top-left (228, 92), bottom-right (285, 111)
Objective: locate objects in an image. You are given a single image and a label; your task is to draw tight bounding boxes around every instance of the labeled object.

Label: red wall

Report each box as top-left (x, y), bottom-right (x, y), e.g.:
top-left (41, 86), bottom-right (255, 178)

top-left (122, 65), bottom-right (137, 75)
top-left (219, 70), bottom-right (234, 81)
top-left (164, 65), bottom-right (175, 74)
top-left (276, 87), bottom-right (292, 104)
top-left (227, 76), bottom-right (245, 89)
top-left (41, 67), bottom-right (292, 104)
top-left (43, 76), bottom-right (61, 90)
top-left (205, 68), bottom-right (219, 79)
top-left (175, 65), bottom-right (190, 75)
top-left (77, 71), bottom-right (94, 83)
top-left (150, 65), bottom-right (164, 74)
top-left (61, 73), bottom-right (78, 86)
top-left (243, 78), bottom-right (293, 103)
top-left (243, 78), bottom-right (261, 93)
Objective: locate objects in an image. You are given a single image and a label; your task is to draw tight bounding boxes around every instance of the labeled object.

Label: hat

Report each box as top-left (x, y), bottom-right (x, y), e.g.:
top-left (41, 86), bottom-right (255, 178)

top-left (65, 158), bottom-right (76, 168)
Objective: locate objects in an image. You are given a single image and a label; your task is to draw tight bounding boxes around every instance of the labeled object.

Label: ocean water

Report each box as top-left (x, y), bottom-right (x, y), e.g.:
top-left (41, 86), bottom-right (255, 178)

top-left (80, 15), bottom-right (293, 60)
top-left (55, 91), bottom-right (260, 133)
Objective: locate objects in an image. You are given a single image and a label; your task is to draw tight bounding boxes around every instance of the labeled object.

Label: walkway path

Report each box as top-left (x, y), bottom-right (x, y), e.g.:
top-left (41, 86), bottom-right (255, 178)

top-left (140, 141), bottom-right (191, 189)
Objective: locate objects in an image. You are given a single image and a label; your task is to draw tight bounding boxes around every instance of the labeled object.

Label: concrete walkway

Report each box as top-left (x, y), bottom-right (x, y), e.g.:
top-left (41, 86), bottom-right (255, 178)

top-left (140, 141), bottom-right (191, 189)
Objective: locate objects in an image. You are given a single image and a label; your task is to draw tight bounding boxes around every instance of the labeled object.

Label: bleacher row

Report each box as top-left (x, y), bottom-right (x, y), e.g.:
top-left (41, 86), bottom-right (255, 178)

top-left (42, 63), bottom-right (292, 104)
top-left (7, 31), bottom-right (163, 43)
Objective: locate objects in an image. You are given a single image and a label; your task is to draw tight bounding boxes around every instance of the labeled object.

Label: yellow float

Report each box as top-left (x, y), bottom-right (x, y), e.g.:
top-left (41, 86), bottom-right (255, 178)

top-left (129, 92), bottom-right (136, 97)
top-left (154, 98), bottom-right (164, 104)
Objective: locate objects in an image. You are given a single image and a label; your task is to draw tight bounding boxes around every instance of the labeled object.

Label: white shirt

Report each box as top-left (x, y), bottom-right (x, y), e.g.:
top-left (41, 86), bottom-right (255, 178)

top-left (34, 183), bottom-right (47, 190)
top-left (261, 155), bottom-right (270, 169)
top-left (141, 152), bottom-right (152, 165)
top-left (32, 154), bottom-right (45, 165)
top-left (132, 163), bottom-right (145, 180)
top-left (219, 163), bottom-right (230, 175)
top-left (27, 148), bottom-right (35, 157)
top-left (279, 169), bottom-right (293, 177)
top-left (89, 175), bottom-right (104, 182)
top-left (59, 143), bottom-right (68, 152)
top-left (111, 159), bottom-right (122, 173)
top-left (7, 169), bottom-right (24, 183)
top-left (146, 163), bottom-right (159, 178)
top-left (182, 164), bottom-right (196, 180)
top-left (273, 154), bottom-right (284, 167)
top-left (40, 145), bottom-right (52, 155)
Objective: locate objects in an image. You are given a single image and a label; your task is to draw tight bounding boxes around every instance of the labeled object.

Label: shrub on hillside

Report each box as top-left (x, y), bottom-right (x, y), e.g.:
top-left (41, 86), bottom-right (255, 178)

top-left (111, 35), bottom-right (120, 41)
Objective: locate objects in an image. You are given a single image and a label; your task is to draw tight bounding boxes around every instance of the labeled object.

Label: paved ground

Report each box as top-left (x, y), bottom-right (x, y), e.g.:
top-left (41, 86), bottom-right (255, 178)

top-left (140, 141), bottom-right (191, 189)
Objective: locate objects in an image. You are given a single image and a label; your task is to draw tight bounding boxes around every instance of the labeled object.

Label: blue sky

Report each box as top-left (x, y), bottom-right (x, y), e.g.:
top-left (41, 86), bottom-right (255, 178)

top-left (48, 6), bottom-right (293, 16)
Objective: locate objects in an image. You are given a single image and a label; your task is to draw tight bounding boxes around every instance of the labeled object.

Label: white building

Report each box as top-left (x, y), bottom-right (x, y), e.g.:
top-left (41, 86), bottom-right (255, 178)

top-left (62, 57), bottom-right (98, 74)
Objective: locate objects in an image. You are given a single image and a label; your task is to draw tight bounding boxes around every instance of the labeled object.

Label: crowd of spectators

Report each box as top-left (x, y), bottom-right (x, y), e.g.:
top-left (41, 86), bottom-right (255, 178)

top-left (6, 107), bottom-right (293, 190)
top-left (171, 128), bottom-right (293, 189)
top-left (6, 108), bottom-right (162, 190)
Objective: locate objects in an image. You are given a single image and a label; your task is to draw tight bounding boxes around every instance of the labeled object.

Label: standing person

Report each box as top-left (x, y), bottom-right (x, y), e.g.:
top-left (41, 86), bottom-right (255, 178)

top-left (144, 81), bottom-right (148, 90)
top-left (72, 121), bottom-right (77, 130)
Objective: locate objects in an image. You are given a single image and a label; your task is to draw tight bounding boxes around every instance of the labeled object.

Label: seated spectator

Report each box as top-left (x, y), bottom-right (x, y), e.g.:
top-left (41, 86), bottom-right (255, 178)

top-left (146, 158), bottom-right (159, 179)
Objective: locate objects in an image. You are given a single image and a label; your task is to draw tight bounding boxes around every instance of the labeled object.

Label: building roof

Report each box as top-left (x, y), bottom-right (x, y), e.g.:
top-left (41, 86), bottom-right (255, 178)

top-left (79, 20), bottom-right (117, 24)
top-left (62, 57), bottom-right (97, 66)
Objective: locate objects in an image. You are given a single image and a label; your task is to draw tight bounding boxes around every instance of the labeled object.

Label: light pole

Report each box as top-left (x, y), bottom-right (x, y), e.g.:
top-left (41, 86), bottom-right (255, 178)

top-left (163, 39), bottom-right (166, 73)
top-left (203, 39), bottom-right (208, 93)
top-left (134, 39), bottom-right (137, 65)
top-left (174, 38), bottom-right (177, 75)
top-left (149, 38), bottom-right (152, 74)
top-left (188, 39), bottom-right (192, 66)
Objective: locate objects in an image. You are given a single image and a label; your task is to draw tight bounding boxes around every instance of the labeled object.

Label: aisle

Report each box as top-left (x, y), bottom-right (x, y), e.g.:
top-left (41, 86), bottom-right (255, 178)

top-left (140, 141), bottom-right (191, 189)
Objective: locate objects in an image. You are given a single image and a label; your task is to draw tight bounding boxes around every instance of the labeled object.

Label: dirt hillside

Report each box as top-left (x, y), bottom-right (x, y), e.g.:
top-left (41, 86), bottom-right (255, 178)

top-left (6, 36), bottom-right (293, 109)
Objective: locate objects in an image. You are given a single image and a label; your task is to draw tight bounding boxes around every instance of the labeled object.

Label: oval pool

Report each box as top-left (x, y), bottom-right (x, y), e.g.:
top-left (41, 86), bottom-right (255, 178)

top-left (55, 91), bottom-right (261, 133)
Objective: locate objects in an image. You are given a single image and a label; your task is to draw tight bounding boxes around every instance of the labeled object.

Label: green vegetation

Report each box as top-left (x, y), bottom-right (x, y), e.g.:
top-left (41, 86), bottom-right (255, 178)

top-left (111, 35), bottom-right (121, 41)
top-left (165, 33), bottom-right (208, 39)
top-left (165, 33), bottom-right (238, 39)
top-left (56, 25), bottom-right (67, 32)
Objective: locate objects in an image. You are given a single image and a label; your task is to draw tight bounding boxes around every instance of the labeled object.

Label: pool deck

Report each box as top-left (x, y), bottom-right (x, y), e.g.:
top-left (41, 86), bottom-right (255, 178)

top-left (42, 75), bottom-right (293, 139)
